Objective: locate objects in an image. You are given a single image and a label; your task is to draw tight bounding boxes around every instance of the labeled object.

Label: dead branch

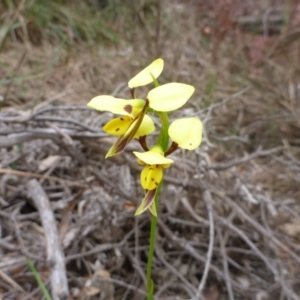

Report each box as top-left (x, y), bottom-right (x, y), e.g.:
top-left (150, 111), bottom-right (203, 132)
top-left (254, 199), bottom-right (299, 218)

top-left (216, 226), bottom-right (234, 300)
top-left (0, 128), bottom-right (106, 148)
top-left (26, 179), bottom-right (69, 300)
top-left (220, 194), bottom-right (300, 265)
top-left (207, 146), bottom-right (284, 170)
top-left (196, 190), bottom-right (214, 298)
top-left (0, 169), bottom-right (86, 187)
top-left (155, 244), bottom-right (198, 298)
top-left (157, 219), bottom-right (245, 294)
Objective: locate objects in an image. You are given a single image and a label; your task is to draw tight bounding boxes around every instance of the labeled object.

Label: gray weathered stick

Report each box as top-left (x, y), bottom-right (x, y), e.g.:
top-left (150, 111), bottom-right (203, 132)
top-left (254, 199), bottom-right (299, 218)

top-left (0, 128), bottom-right (106, 148)
top-left (27, 179), bottom-right (69, 300)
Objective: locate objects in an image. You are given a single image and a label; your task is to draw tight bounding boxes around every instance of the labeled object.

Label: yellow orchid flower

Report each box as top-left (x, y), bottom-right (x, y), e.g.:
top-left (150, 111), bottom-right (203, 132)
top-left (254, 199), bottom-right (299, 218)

top-left (87, 57), bottom-right (195, 158)
top-left (87, 96), bottom-right (155, 157)
top-left (104, 113), bottom-right (155, 158)
top-left (134, 118), bottom-right (203, 216)
top-left (87, 83), bottom-right (195, 157)
top-left (128, 58), bottom-right (164, 89)
top-left (168, 117), bottom-right (203, 150)
top-left (87, 58), bottom-right (204, 297)
top-left (133, 146), bottom-right (173, 216)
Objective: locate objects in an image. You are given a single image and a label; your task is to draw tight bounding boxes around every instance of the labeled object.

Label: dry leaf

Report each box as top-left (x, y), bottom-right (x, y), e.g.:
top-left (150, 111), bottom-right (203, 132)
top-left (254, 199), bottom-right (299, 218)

top-left (280, 219), bottom-right (300, 237)
top-left (38, 155), bottom-right (61, 172)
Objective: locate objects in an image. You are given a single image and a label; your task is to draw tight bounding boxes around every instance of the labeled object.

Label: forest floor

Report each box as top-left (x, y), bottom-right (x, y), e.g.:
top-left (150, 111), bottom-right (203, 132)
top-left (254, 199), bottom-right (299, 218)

top-left (1, 1), bottom-right (300, 299)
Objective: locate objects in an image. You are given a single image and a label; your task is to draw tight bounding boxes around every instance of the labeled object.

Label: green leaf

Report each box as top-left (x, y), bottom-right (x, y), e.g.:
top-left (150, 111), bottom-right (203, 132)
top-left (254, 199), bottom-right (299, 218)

top-left (27, 258), bottom-right (52, 300)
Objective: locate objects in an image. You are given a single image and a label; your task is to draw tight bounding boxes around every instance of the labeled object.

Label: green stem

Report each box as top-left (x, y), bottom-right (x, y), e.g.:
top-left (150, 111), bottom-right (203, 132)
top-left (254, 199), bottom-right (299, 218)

top-left (146, 179), bottom-right (163, 300)
top-left (146, 74), bottom-right (169, 299)
top-left (146, 112), bottom-right (168, 299)
top-left (157, 112), bottom-right (169, 152)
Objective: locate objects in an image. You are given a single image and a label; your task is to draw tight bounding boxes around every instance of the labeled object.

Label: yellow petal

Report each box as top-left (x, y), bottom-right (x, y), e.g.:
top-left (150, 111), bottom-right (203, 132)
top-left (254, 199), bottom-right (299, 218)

top-left (147, 83), bottom-right (195, 111)
top-left (162, 163), bottom-right (171, 168)
top-left (140, 165), bottom-right (163, 190)
top-left (135, 189), bottom-right (156, 216)
top-left (133, 147), bottom-right (174, 165)
top-left (137, 159), bottom-right (145, 165)
top-left (87, 95), bottom-right (145, 118)
top-left (134, 115), bottom-right (155, 138)
top-left (168, 117), bottom-right (203, 150)
top-left (105, 112), bottom-right (145, 158)
top-left (103, 116), bottom-right (133, 136)
top-left (128, 58), bottom-right (164, 88)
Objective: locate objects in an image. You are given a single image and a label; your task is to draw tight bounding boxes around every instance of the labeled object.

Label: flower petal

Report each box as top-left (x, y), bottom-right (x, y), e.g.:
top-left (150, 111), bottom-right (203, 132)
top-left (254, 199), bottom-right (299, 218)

top-left (87, 95), bottom-right (145, 118)
top-left (134, 114), bottom-right (155, 138)
top-left (105, 112), bottom-right (145, 158)
top-left (147, 83), bottom-right (195, 111)
top-left (128, 58), bottom-right (164, 88)
top-left (149, 201), bottom-right (157, 217)
top-left (103, 116), bottom-right (132, 136)
top-left (168, 117), bottom-right (203, 150)
top-left (135, 189), bottom-right (157, 216)
top-left (140, 165), bottom-right (163, 190)
top-left (133, 147), bottom-right (174, 165)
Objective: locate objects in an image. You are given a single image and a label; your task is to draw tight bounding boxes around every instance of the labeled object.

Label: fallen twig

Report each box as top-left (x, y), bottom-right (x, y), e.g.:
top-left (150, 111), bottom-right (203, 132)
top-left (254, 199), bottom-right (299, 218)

top-left (0, 128), bottom-right (106, 148)
top-left (196, 190), bottom-right (214, 298)
top-left (0, 168), bottom-right (86, 187)
top-left (207, 146), bottom-right (284, 170)
top-left (26, 179), bottom-right (69, 300)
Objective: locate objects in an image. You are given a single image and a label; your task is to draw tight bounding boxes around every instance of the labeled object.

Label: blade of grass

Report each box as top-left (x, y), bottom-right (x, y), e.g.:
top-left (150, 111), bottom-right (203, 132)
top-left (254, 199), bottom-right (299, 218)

top-left (0, 0), bottom-right (26, 55)
top-left (26, 258), bottom-right (52, 300)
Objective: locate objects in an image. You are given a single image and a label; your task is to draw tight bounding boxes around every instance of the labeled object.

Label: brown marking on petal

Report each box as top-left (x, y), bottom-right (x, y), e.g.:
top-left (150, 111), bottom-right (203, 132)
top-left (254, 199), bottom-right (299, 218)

top-left (115, 128), bottom-right (120, 132)
top-left (189, 143), bottom-right (192, 145)
top-left (144, 189), bottom-right (156, 207)
top-left (112, 136), bottom-right (129, 155)
top-left (151, 178), bottom-right (154, 181)
top-left (155, 182), bottom-right (158, 186)
top-left (144, 177), bottom-right (147, 181)
top-left (111, 131), bottom-right (132, 155)
top-left (106, 111), bottom-right (146, 157)
top-left (149, 167), bottom-right (153, 170)
top-left (124, 105), bottom-right (132, 114)
top-left (120, 117), bottom-right (124, 121)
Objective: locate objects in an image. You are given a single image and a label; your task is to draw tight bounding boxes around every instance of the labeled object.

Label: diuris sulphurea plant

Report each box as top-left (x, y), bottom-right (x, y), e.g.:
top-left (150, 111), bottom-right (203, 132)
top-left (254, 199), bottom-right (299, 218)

top-left (87, 58), bottom-right (203, 299)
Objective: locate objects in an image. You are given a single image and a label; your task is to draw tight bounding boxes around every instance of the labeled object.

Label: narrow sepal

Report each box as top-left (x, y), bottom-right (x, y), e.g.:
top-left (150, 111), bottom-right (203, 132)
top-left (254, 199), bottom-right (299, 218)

top-left (149, 201), bottom-right (157, 217)
top-left (134, 189), bottom-right (157, 216)
top-left (105, 112), bottom-right (145, 158)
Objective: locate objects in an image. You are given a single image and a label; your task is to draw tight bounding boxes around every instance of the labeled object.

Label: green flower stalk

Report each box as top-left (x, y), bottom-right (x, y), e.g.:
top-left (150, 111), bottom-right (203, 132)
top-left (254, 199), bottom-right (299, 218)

top-left (87, 58), bottom-right (203, 299)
